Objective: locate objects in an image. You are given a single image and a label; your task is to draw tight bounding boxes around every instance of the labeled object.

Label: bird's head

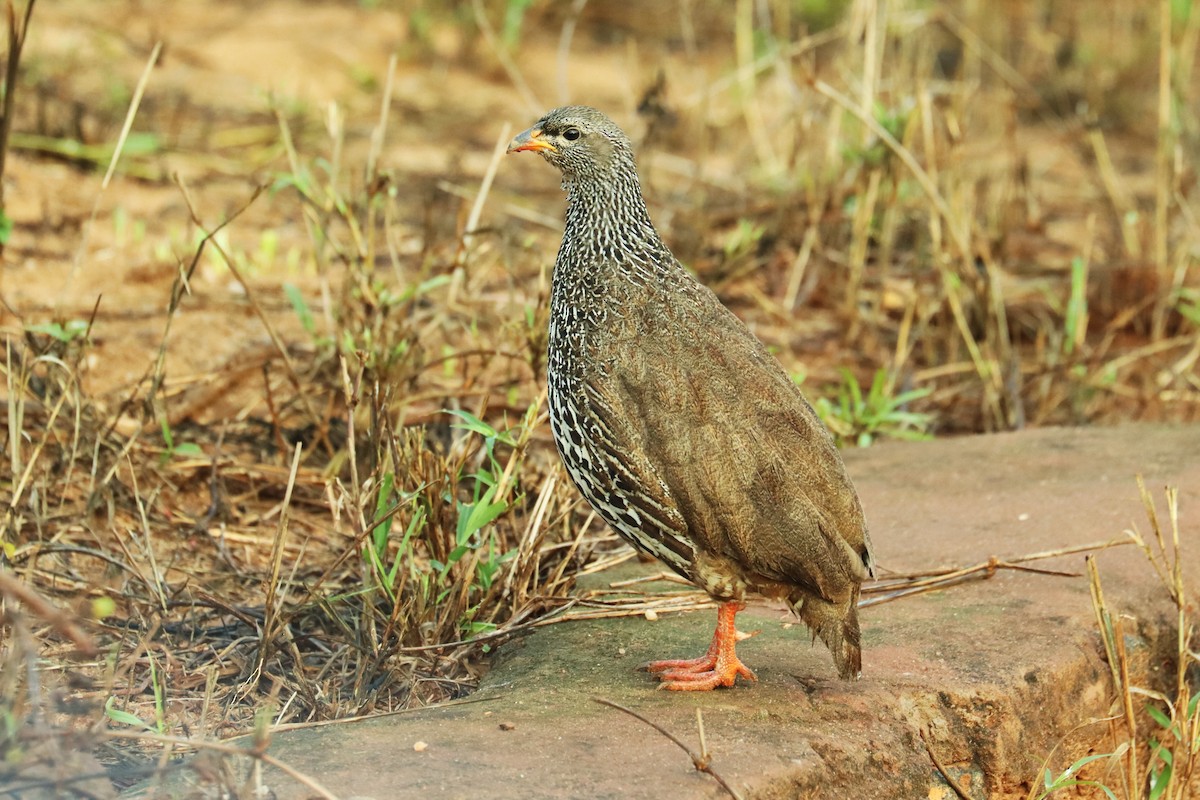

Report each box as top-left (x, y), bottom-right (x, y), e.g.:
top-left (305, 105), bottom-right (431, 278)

top-left (507, 106), bottom-right (634, 184)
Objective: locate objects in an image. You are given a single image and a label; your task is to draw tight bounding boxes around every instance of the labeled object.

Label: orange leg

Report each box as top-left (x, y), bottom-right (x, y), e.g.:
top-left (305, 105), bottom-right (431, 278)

top-left (644, 601), bottom-right (757, 691)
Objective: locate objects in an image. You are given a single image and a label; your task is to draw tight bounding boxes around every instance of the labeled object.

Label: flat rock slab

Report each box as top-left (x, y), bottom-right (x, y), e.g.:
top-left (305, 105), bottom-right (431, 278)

top-left (135, 424), bottom-right (1199, 800)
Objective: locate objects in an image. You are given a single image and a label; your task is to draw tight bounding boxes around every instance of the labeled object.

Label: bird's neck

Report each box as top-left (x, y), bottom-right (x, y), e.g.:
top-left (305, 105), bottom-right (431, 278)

top-left (549, 167), bottom-right (685, 365)
top-left (561, 169), bottom-right (669, 265)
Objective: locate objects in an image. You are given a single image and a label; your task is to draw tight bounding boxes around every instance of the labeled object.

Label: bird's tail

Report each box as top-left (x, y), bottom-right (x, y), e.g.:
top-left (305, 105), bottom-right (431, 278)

top-left (795, 589), bottom-right (863, 680)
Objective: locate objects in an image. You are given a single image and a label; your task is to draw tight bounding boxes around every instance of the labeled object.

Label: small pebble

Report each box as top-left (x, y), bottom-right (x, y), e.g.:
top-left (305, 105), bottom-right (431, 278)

top-left (644, 609), bottom-right (658, 621)
top-left (413, 741), bottom-right (428, 752)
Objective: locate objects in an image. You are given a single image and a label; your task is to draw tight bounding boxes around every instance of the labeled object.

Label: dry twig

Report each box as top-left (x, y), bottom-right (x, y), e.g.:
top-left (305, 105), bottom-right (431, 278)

top-left (592, 697), bottom-right (744, 800)
top-left (920, 728), bottom-right (972, 800)
top-left (0, 566), bottom-right (97, 656)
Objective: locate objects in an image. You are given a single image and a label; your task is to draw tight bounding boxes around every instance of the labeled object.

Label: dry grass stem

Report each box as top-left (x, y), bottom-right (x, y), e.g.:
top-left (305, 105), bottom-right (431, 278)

top-left (860, 539), bottom-right (1131, 608)
top-left (64, 40), bottom-right (161, 298)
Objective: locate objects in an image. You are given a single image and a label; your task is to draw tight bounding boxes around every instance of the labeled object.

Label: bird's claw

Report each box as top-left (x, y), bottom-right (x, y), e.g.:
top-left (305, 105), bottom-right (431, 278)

top-left (645, 652), bottom-right (757, 691)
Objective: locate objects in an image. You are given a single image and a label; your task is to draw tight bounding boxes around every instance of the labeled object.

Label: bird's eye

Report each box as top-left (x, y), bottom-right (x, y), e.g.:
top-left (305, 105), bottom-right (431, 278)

top-left (563, 127), bottom-right (581, 141)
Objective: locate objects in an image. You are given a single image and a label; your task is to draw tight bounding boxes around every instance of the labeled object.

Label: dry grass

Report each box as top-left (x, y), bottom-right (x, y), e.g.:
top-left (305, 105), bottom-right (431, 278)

top-left (1028, 480), bottom-right (1198, 800)
top-left (1, 0), bottom-right (1198, 795)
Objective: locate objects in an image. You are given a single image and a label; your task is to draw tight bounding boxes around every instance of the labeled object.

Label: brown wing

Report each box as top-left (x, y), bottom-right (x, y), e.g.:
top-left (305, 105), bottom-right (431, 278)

top-left (590, 277), bottom-right (873, 604)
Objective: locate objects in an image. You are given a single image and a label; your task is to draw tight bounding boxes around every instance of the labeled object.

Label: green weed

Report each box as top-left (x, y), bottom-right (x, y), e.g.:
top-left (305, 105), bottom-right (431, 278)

top-left (157, 416), bottom-right (203, 463)
top-left (501, 0), bottom-right (535, 49)
top-left (1032, 752), bottom-right (1121, 800)
top-left (1174, 287), bottom-right (1200, 327)
top-left (841, 101), bottom-right (914, 169)
top-left (814, 368), bottom-right (933, 447)
top-left (24, 319), bottom-right (88, 344)
top-left (442, 409), bottom-right (520, 609)
top-left (104, 653), bottom-right (165, 734)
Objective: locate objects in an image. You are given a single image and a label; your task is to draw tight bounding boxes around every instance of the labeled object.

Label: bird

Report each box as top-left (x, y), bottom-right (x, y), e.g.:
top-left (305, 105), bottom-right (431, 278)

top-left (507, 106), bottom-right (874, 691)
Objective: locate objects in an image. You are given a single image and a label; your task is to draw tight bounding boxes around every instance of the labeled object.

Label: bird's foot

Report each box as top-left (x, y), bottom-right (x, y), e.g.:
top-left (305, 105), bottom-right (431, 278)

top-left (641, 601), bottom-right (757, 691)
top-left (645, 651), bottom-right (757, 691)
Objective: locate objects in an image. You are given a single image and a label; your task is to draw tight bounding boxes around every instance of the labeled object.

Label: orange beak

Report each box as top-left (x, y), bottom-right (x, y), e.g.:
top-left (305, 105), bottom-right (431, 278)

top-left (507, 126), bottom-right (556, 154)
